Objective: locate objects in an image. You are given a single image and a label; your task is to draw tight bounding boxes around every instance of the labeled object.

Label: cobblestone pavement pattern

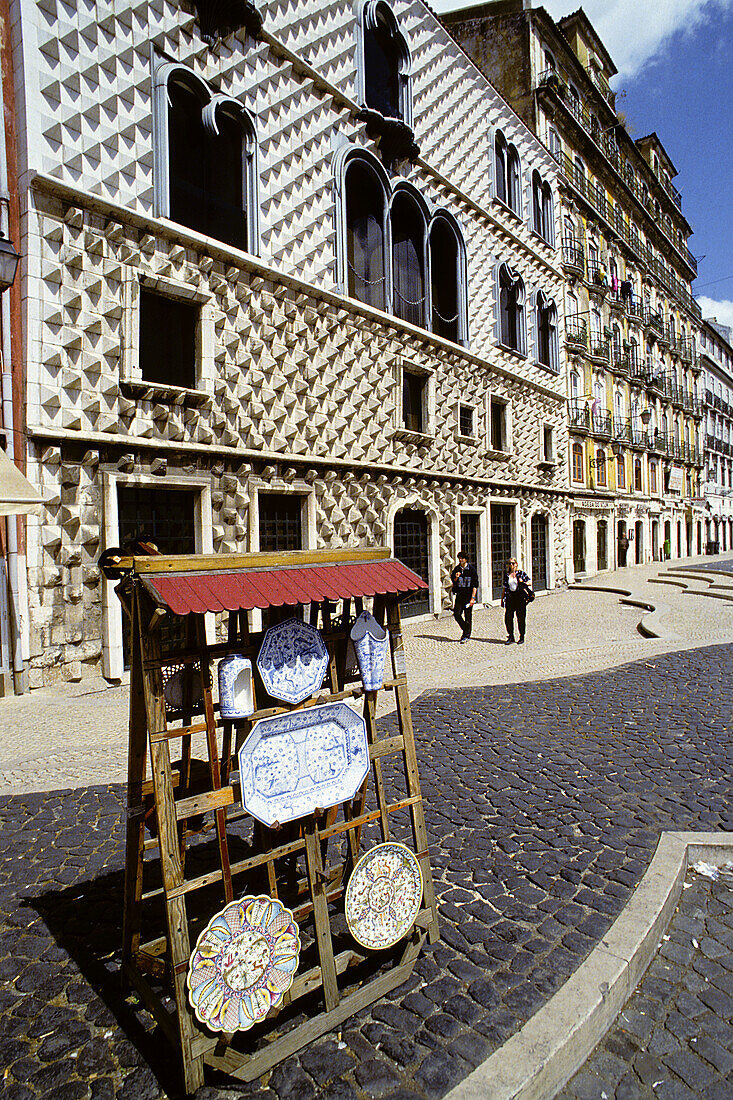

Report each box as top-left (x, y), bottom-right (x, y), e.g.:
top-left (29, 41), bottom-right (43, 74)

top-left (1, 555), bottom-right (731, 796)
top-left (559, 865), bottom-right (733, 1100)
top-left (0, 644), bottom-right (731, 1100)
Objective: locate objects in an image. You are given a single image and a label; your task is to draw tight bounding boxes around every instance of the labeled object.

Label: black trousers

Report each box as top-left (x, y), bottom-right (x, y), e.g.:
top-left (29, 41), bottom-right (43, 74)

top-left (453, 598), bottom-right (473, 638)
top-left (504, 595), bottom-right (526, 640)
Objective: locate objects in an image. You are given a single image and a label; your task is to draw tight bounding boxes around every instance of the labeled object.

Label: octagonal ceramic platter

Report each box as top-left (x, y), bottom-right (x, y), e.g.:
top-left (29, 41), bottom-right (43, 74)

top-left (187, 895), bottom-right (300, 1033)
top-left (345, 842), bottom-right (423, 951)
top-left (256, 618), bottom-right (329, 704)
top-left (238, 701), bottom-right (369, 826)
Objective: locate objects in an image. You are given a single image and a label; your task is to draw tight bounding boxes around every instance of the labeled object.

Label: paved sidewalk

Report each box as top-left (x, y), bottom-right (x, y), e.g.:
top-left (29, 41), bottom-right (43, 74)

top-left (559, 863), bottom-right (733, 1100)
top-left (0, 554), bottom-right (731, 796)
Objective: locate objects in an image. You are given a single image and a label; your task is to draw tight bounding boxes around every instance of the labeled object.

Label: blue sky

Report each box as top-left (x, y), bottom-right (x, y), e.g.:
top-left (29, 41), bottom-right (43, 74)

top-left (432, 0), bottom-right (733, 325)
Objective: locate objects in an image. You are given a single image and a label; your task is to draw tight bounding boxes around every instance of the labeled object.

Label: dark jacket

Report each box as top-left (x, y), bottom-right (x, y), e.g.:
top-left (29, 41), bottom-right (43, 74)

top-left (451, 562), bottom-right (479, 601)
top-left (502, 569), bottom-right (531, 602)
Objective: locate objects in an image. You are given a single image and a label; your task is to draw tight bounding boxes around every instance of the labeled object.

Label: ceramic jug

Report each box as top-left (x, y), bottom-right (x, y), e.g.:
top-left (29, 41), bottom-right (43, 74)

top-left (218, 654), bottom-right (255, 719)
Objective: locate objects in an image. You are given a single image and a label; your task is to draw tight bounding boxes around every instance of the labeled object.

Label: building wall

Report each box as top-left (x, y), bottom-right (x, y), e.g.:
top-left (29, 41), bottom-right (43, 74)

top-left (700, 321), bottom-right (733, 551)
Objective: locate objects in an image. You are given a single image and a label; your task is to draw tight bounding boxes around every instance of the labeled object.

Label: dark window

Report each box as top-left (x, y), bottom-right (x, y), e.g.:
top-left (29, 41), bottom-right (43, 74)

top-left (543, 425), bottom-right (554, 461)
top-left (139, 290), bottom-right (198, 389)
top-left (490, 503), bottom-right (513, 599)
top-left (532, 171), bottom-right (553, 242)
top-left (597, 520), bottom-right (608, 571)
top-left (490, 399), bottom-right (506, 451)
top-left (345, 160), bottom-right (386, 310)
top-left (363, 4), bottom-right (403, 119)
top-left (258, 494), bottom-right (302, 552)
top-left (394, 508), bottom-right (430, 616)
top-left (460, 512), bottom-right (481, 602)
top-left (499, 265), bottom-right (524, 352)
top-left (536, 292), bottom-right (557, 369)
top-left (430, 218), bottom-right (460, 343)
top-left (168, 77), bottom-right (249, 250)
top-left (495, 132), bottom-right (520, 213)
top-left (459, 404), bottom-right (474, 437)
top-left (391, 193), bottom-right (425, 328)
top-left (118, 486), bottom-right (197, 666)
top-left (403, 370), bottom-right (425, 433)
top-left (596, 449), bottom-right (607, 486)
top-left (635, 458), bottom-right (643, 491)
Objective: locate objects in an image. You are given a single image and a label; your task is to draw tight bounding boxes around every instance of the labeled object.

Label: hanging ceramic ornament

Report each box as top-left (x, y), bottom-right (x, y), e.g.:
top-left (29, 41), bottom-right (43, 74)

top-left (218, 654), bottom-right (255, 719)
top-left (350, 611), bottom-right (389, 691)
top-left (187, 895), bottom-right (300, 1033)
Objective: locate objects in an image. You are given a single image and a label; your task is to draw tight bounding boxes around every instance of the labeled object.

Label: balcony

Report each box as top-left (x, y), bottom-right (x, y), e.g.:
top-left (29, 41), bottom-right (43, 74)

top-left (588, 336), bottom-right (610, 363)
top-left (629, 361), bottom-right (653, 386)
top-left (561, 238), bottom-right (585, 276)
top-left (643, 308), bottom-right (666, 341)
top-left (585, 63), bottom-right (616, 108)
top-left (569, 401), bottom-right (592, 432)
top-left (565, 318), bottom-right (588, 350)
top-left (592, 408), bottom-right (613, 438)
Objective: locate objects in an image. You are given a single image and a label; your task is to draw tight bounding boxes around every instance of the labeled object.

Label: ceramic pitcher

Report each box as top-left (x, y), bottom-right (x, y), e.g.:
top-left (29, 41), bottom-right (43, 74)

top-left (218, 654), bottom-right (255, 719)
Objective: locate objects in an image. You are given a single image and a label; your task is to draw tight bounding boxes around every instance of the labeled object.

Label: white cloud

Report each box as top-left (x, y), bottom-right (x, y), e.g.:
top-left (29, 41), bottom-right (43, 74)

top-left (432, 0), bottom-right (733, 79)
top-left (697, 295), bottom-right (733, 328)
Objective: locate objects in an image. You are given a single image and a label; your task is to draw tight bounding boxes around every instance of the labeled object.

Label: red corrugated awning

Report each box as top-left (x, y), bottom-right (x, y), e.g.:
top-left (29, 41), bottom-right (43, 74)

top-left (142, 558), bottom-right (427, 616)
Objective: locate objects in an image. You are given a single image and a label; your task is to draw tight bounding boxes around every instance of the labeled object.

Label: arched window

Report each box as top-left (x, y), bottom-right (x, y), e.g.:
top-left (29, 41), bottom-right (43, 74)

top-left (571, 442), bottom-right (584, 482)
top-left (361, 1), bottom-right (412, 123)
top-left (498, 264), bottom-right (525, 353)
top-left (531, 171), bottom-right (554, 243)
top-left (429, 214), bottom-right (466, 345)
top-left (345, 156), bottom-right (387, 310)
top-left (570, 371), bottom-right (580, 405)
top-left (634, 457), bottom-right (643, 490)
top-left (535, 291), bottom-right (558, 370)
top-left (614, 390), bottom-right (624, 434)
top-left (391, 190), bottom-right (426, 328)
top-left (163, 69), bottom-right (257, 252)
top-left (495, 131), bottom-right (520, 214)
top-left (596, 448), bottom-right (607, 486)
top-left (617, 454), bottom-right (625, 488)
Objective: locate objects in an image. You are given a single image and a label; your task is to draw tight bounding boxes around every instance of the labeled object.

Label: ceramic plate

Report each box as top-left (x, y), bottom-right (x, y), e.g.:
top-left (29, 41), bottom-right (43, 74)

top-left (238, 701), bottom-right (369, 826)
top-left (187, 895), bottom-right (300, 1033)
top-left (345, 842), bottom-right (423, 951)
top-left (256, 618), bottom-right (329, 704)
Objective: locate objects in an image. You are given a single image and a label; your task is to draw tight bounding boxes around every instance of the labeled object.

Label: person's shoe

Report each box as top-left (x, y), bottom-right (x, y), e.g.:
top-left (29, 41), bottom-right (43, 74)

top-left (460, 637), bottom-right (469, 644)
top-left (505, 637), bottom-right (514, 645)
top-left (517, 636), bottom-right (525, 644)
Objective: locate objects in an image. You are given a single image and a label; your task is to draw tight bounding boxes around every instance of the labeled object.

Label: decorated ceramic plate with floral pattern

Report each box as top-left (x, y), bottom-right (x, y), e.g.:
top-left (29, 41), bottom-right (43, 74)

top-left (187, 895), bottom-right (300, 1032)
top-left (345, 842), bottom-right (423, 951)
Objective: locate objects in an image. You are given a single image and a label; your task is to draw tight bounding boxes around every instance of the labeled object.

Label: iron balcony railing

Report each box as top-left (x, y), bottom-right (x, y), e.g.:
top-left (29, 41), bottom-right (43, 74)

top-left (589, 336), bottom-right (610, 362)
top-left (561, 238), bottom-right (585, 273)
top-left (538, 76), bottom-right (695, 275)
top-left (548, 147), bottom-right (700, 316)
top-left (565, 317), bottom-right (588, 347)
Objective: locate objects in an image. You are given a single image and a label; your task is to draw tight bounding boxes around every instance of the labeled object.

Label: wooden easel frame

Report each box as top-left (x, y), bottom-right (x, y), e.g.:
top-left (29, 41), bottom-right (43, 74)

top-left (118, 550), bottom-right (439, 1095)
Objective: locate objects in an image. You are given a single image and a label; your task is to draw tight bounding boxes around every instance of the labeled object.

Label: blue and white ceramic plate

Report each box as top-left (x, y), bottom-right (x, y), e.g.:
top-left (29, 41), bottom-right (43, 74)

top-left (256, 618), bottom-right (329, 704)
top-left (238, 701), bottom-right (369, 826)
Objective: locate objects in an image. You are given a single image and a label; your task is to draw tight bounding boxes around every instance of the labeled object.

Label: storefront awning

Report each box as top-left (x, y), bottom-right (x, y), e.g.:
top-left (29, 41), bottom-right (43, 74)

top-left (0, 448), bottom-right (43, 516)
top-left (135, 550), bottom-right (427, 616)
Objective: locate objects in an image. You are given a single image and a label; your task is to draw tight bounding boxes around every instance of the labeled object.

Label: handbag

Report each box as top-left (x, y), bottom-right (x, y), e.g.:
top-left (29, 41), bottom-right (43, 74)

top-left (521, 583), bottom-right (535, 604)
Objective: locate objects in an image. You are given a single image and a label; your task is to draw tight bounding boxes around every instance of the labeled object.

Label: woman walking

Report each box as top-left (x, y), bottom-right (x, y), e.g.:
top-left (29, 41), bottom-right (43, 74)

top-left (501, 557), bottom-right (532, 645)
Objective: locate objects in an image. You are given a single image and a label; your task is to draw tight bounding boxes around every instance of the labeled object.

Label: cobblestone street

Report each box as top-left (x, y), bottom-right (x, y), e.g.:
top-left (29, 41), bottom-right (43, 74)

top-left (0, 643), bottom-right (731, 1100)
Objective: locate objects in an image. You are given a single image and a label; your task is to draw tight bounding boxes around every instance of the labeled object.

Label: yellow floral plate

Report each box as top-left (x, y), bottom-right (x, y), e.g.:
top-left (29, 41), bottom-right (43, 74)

top-left (345, 842), bottom-right (423, 951)
top-left (187, 895), bottom-right (300, 1032)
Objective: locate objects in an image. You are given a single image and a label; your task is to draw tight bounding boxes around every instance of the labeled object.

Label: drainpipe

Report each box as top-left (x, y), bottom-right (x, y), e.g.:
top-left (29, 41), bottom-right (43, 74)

top-left (0, 2), bottom-right (28, 693)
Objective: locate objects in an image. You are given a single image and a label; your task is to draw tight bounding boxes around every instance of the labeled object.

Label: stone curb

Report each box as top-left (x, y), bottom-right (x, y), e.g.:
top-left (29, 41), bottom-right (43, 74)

top-left (567, 583), bottom-right (677, 641)
top-left (444, 832), bottom-right (733, 1100)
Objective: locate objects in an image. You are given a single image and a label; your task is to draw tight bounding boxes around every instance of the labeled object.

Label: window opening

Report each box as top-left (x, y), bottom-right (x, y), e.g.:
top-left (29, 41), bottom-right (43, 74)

top-left (345, 159), bottom-right (386, 310)
top-left (363, 2), bottom-right (407, 120)
top-left (490, 398), bottom-right (506, 451)
top-left (430, 217), bottom-right (460, 343)
top-left (258, 494), bottom-right (302, 552)
top-left (536, 291), bottom-right (558, 370)
top-left (394, 509), bottom-right (430, 616)
top-left (139, 290), bottom-right (198, 389)
top-left (391, 192), bottom-right (425, 328)
top-left (498, 265), bottom-right (525, 353)
top-left (403, 370), bottom-right (425, 433)
top-left (459, 404), bottom-right (474, 437)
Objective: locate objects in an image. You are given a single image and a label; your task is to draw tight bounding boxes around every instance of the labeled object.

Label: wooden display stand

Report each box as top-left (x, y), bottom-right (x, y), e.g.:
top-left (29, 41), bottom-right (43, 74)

top-left (111, 548), bottom-right (439, 1095)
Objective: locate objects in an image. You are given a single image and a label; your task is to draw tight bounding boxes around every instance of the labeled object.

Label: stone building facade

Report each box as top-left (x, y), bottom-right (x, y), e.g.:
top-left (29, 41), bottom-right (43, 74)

top-left (700, 319), bottom-right (733, 552)
top-left (7, 0), bottom-right (570, 687)
top-left (445, 1), bottom-right (706, 576)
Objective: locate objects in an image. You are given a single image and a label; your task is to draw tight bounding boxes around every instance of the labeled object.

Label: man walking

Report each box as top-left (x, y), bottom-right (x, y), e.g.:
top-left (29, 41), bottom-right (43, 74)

top-left (450, 549), bottom-right (478, 643)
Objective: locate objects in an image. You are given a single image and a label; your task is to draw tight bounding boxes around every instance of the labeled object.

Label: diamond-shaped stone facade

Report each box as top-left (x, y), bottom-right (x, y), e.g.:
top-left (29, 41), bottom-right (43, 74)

top-left (13, 0), bottom-right (569, 683)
